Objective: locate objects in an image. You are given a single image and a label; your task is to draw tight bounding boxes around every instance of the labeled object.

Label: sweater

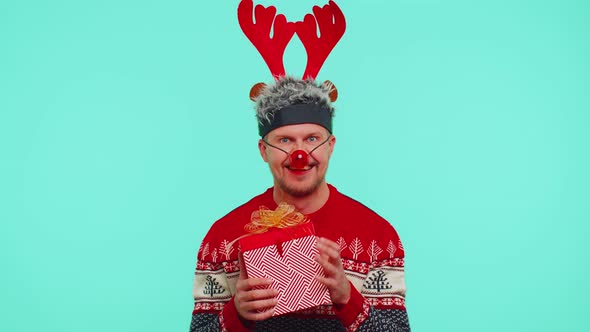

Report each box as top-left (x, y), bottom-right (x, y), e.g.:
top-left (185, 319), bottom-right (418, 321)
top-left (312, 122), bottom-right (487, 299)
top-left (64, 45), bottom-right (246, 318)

top-left (190, 184), bottom-right (410, 331)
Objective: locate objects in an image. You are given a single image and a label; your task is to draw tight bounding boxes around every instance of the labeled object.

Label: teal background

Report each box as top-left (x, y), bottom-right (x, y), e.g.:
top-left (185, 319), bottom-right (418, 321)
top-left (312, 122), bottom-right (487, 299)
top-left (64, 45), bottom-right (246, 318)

top-left (1, 0), bottom-right (588, 331)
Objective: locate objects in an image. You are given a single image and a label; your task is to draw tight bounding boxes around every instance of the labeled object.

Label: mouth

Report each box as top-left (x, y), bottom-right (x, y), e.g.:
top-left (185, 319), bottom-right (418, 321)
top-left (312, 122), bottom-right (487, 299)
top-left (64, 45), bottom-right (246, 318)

top-left (286, 165), bottom-right (314, 174)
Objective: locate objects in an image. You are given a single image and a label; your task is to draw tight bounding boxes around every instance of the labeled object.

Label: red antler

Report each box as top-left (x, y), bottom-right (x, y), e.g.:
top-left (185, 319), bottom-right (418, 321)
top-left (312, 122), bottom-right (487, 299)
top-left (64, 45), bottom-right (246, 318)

top-left (296, 1), bottom-right (346, 80)
top-left (238, 0), bottom-right (296, 79)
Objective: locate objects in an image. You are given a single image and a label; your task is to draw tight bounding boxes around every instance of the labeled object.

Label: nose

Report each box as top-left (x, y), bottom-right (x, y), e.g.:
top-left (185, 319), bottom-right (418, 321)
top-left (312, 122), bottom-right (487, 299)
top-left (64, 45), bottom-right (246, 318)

top-left (290, 150), bottom-right (309, 169)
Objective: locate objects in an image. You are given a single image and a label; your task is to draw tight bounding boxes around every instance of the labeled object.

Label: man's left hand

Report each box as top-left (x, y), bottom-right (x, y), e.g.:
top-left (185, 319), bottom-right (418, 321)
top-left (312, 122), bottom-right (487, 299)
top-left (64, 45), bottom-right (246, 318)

top-left (315, 237), bottom-right (351, 305)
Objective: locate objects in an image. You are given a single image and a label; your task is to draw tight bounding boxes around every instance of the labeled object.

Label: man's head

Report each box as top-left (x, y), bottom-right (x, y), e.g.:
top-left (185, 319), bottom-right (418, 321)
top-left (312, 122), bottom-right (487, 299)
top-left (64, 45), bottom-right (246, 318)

top-left (254, 77), bottom-right (337, 197)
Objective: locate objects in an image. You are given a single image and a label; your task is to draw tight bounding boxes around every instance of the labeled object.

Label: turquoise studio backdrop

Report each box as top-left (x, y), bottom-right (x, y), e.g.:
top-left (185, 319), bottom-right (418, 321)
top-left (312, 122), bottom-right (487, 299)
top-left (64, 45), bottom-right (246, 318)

top-left (1, 0), bottom-right (588, 331)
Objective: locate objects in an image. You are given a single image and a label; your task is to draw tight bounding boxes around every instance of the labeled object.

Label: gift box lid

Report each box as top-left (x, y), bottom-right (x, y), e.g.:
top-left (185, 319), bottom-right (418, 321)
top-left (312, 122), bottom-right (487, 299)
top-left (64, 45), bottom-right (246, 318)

top-left (239, 222), bottom-right (316, 252)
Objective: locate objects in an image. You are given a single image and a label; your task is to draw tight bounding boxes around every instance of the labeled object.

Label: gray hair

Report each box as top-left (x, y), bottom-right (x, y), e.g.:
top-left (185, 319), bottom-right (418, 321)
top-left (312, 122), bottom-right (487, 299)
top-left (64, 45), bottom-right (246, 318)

top-left (254, 76), bottom-right (335, 126)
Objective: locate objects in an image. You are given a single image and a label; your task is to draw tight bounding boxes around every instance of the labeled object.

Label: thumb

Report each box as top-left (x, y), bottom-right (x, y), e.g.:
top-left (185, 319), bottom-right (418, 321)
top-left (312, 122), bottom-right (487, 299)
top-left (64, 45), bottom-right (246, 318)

top-left (238, 252), bottom-right (247, 279)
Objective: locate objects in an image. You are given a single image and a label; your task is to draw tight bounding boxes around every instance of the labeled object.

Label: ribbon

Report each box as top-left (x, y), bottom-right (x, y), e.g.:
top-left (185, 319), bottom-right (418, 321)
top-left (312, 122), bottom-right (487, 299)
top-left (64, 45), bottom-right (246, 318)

top-left (230, 202), bottom-right (310, 256)
top-left (245, 202), bottom-right (309, 234)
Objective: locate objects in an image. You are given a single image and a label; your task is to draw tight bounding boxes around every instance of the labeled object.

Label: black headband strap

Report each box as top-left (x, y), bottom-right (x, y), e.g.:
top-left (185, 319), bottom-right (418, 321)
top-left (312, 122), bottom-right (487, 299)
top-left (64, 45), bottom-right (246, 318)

top-left (262, 134), bottom-right (333, 155)
top-left (258, 103), bottom-right (332, 137)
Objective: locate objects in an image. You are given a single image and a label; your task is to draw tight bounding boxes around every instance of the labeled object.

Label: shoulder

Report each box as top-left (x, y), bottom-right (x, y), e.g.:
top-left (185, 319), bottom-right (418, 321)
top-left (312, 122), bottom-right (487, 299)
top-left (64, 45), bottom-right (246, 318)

top-left (330, 185), bottom-right (396, 231)
top-left (199, 188), bottom-right (273, 254)
top-left (212, 192), bottom-right (268, 229)
top-left (325, 185), bottom-right (405, 257)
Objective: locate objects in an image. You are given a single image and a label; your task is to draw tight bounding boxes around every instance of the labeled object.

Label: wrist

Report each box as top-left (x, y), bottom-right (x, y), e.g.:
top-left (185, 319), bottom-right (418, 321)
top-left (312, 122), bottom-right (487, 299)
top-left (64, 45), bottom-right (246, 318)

top-left (222, 297), bottom-right (253, 332)
top-left (334, 283), bottom-right (366, 326)
top-left (333, 280), bottom-right (351, 306)
top-left (233, 293), bottom-right (256, 328)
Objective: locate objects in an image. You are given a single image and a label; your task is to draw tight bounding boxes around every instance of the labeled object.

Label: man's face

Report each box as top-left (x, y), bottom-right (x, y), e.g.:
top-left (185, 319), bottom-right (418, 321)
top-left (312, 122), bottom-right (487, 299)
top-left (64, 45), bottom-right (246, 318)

top-left (259, 123), bottom-right (336, 197)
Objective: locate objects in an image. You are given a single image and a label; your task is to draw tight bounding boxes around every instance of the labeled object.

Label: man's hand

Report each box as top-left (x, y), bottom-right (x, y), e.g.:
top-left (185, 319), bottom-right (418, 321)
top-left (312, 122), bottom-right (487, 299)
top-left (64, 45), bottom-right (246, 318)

top-left (234, 254), bottom-right (278, 322)
top-left (315, 237), bottom-right (351, 305)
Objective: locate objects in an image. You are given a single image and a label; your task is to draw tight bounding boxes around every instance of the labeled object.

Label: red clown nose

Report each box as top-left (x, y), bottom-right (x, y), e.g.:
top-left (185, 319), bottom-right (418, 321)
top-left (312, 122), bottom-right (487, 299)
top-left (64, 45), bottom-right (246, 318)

top-left (290, 150), bottom-right (309, 169)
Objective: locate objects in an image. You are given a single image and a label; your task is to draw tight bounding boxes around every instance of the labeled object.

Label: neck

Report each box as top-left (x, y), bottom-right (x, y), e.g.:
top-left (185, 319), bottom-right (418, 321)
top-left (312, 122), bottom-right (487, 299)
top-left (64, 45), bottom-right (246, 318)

top-left (272, 182), bottom-right (330, 215)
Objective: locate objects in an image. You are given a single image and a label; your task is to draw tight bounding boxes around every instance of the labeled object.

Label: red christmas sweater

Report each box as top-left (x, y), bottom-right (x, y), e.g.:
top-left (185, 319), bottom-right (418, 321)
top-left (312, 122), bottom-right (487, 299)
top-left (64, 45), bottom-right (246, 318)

top-left (190, 184), bottom-right (409, 332)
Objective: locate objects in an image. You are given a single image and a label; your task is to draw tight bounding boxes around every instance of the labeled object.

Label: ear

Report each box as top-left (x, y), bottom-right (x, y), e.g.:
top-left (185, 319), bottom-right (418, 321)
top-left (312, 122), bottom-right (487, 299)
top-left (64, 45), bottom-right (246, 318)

top-left (250, 83), bottom-right (267, 101)
top-left (258, 139), bottom-right (269, 162)
top-left (322, 80), bottom-right (338, 102)
top-left (328, 135), bottom-right (336, 155)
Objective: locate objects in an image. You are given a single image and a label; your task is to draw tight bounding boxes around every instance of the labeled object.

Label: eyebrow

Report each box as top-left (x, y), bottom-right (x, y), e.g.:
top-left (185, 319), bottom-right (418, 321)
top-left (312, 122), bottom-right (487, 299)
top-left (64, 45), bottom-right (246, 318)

top-left (275, 132), bottom-right (324, 139)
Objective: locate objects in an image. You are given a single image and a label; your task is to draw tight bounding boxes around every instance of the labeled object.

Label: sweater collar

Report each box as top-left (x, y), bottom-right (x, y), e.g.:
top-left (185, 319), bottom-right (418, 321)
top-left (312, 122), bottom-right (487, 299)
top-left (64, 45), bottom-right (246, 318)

top-left (263, 184), bottom-right (338, 220)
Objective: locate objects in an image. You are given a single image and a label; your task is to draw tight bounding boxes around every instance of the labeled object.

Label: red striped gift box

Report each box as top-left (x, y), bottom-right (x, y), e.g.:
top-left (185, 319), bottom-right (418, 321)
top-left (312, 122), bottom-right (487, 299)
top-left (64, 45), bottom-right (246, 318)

top-left (239, 223), bottom-right (332, 316)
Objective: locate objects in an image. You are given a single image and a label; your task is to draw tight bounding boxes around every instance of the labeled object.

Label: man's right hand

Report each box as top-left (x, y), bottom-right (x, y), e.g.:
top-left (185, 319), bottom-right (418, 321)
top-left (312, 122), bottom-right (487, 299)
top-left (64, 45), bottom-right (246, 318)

top-left (234, 254), bottom-right (278, 322)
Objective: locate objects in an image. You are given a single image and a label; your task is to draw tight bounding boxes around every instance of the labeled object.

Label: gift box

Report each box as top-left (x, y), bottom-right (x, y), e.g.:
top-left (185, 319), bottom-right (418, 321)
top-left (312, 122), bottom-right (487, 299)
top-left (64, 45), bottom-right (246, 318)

top-left (239, 222), bottom-right (331, 316)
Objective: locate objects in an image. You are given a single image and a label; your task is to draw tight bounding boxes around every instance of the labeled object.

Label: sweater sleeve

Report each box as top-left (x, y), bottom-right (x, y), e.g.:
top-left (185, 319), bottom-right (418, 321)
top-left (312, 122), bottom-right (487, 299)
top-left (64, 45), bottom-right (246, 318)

top-left (190, 239), bottom-right (252, 332)
top-left (336, 236), bottom-right (410, 331)
top-left (189, 294), bottom-right (252, 332)
top-left (333, 281), bottom-right (410, 332)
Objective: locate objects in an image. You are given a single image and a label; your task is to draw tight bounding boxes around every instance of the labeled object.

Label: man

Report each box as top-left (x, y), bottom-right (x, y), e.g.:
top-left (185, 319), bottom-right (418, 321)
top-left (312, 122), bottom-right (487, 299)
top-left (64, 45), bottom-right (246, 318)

top-left (189, 77), bottom-right (410, 331)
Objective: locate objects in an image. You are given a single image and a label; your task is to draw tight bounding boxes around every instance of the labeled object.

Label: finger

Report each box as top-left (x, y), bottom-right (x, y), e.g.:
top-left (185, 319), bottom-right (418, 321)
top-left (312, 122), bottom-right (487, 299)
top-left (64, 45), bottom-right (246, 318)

top-left (241, 297), bottom-right (279, 312)
top-left (316, 253), bottom-right (339, 276)
top-left (240, 288), bottom-right (278, 302)
top-left (245, 277), bottom-right (274, 287)
top-left (318, 237), bottom-right (341, 252)
top-left (238, 253), bottom-right (247, 279)
top-left (241, 306), bottom-right (275, 321)
top-left (237, 277), bottom-right (274, 291)
top-left (316, 274), bottom-right (337, 289)
top-left (317, 241), bottom-right (340, 261)
top-left (318, 245), bottom-right (339, 260)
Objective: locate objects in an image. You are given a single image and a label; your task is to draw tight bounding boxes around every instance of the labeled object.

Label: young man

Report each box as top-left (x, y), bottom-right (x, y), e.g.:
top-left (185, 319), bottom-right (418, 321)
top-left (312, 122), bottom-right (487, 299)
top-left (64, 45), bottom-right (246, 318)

top-left (189, 77), bottom-right (410, 331)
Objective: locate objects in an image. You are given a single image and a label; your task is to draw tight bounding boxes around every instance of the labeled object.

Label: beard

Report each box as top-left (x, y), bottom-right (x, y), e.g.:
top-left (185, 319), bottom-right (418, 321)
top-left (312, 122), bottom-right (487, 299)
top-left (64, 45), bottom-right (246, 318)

top-left (274, 173), bottom-right (325, 197)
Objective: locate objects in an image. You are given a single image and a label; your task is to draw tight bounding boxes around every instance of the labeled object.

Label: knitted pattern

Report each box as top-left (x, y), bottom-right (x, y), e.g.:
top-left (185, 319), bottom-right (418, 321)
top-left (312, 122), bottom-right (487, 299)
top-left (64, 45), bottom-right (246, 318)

top-left (190, 185), bottom-right (409, 332)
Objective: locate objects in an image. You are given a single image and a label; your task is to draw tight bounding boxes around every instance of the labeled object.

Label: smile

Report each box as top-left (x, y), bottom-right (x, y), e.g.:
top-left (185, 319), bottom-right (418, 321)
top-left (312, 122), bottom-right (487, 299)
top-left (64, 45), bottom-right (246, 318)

top-left (286, 165), bottom-right (313, 173)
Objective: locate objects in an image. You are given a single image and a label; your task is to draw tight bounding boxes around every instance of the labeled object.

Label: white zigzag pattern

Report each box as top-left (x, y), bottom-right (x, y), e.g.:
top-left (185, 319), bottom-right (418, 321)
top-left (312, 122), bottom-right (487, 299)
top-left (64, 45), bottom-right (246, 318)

top-left (241, 235), bottom-right (331, 315)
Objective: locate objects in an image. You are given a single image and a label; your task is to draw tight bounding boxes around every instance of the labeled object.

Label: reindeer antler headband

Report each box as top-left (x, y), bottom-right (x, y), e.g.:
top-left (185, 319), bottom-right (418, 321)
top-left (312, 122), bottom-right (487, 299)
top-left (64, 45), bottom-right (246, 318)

top-left (238, 0), bottom-right (346, 137)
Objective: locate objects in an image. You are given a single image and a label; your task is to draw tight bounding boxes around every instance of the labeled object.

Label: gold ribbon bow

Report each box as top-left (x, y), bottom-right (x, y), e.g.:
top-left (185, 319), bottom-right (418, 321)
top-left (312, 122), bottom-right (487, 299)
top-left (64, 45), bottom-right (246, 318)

top-left (245, 202), bottom-right (309, 234)
top-left (228, 202), bottom-right (309, 250)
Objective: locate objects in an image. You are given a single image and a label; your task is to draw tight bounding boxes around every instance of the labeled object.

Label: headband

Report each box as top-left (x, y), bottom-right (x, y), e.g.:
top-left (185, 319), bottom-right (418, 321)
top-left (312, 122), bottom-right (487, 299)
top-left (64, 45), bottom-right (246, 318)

top-left (237, 1), bottom-right (346, 136)
top-left (258, 103), bottom-right (333, 137)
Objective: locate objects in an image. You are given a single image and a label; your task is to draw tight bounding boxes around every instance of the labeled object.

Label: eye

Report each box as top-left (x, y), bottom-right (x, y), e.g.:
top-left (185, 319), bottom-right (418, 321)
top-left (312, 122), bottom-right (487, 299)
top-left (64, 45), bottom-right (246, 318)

top-left (279, 137), bottom-right (290, 144)
top-left (308, 136), bottom-right (318, 142)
